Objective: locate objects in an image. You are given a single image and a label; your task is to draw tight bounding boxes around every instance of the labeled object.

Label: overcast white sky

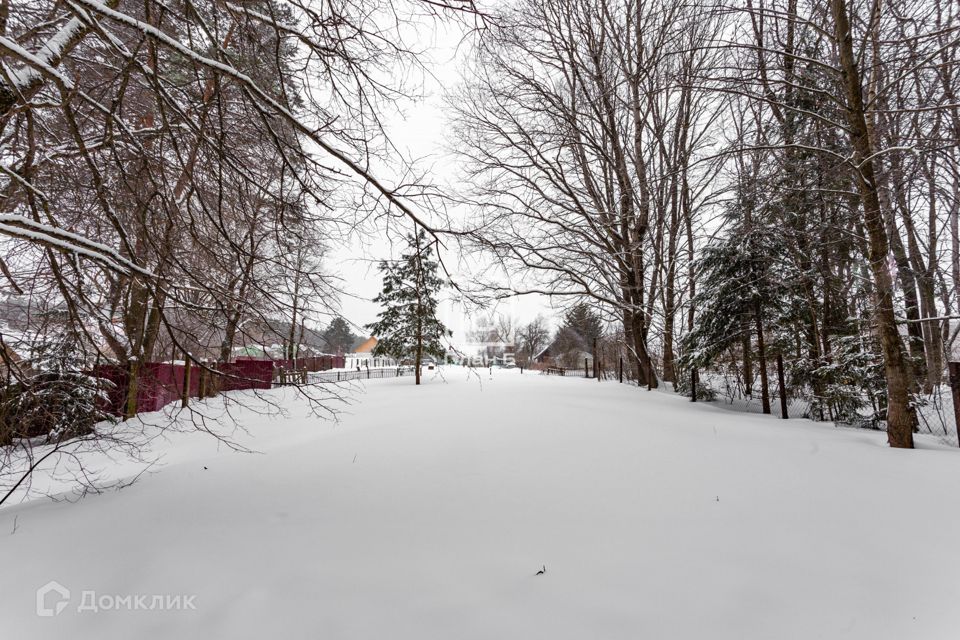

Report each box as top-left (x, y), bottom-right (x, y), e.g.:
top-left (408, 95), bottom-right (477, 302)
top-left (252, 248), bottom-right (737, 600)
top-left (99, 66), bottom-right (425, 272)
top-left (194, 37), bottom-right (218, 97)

top-left (326, 16), bottom-right (555, 341)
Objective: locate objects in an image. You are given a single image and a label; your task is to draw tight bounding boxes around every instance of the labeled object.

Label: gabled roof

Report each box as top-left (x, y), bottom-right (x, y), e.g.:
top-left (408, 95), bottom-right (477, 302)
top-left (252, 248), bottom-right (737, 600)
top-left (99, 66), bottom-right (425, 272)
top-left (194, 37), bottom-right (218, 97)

top-left (533, 344), bottom-right (552, 360)
top-left (353, 336), bottom-right (378, 354)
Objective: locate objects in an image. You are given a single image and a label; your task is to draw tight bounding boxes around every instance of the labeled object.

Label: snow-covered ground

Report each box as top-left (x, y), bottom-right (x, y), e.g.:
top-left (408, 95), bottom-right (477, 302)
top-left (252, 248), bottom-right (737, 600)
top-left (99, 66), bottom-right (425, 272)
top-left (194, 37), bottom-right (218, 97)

top-left (2, 367), bottom-right (959, 639)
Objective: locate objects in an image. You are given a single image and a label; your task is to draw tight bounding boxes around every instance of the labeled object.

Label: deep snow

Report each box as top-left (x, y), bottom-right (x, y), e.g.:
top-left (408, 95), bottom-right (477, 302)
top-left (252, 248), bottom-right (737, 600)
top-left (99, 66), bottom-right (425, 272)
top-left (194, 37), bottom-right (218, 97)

top-left (2, 367), bottom-right (959, 639)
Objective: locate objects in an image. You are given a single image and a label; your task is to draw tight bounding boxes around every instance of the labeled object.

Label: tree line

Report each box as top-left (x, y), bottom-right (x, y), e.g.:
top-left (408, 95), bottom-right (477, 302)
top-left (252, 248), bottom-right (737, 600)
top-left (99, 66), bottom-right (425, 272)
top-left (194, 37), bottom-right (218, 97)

top-left (2, 0), bottom-right (958, 456)
top-left (0, 0), bottom-right (476, 408)
top-left (452, 0), bottom-right (960, 448)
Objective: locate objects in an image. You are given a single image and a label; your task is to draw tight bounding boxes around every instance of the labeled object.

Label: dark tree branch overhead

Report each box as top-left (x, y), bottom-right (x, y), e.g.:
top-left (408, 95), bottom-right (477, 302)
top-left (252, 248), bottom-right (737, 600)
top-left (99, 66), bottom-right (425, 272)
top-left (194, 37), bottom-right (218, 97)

top-left (0, 0), bottom-right (484, 497)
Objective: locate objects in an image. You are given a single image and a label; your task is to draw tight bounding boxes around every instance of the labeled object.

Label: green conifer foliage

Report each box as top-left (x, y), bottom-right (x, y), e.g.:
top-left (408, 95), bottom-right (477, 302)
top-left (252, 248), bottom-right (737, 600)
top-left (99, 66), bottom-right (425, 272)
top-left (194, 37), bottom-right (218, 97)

top-left (366, 231), bottom-right (450, 384)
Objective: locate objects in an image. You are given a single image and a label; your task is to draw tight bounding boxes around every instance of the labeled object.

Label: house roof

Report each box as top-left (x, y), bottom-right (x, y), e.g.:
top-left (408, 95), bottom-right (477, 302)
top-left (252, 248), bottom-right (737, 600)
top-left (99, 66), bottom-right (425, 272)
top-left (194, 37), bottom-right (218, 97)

top-left (353, 336), bottom-right (378, 354)
top-left (233, 345), bottom-right (270, 358)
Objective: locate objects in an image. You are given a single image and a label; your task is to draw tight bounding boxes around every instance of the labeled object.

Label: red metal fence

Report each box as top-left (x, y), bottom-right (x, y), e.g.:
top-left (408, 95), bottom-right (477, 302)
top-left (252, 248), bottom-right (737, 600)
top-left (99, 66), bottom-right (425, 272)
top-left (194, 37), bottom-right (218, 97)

top-left (238, 355), bottom-right (344, 373)
top-left (94, 355), bottom-right (344, 416)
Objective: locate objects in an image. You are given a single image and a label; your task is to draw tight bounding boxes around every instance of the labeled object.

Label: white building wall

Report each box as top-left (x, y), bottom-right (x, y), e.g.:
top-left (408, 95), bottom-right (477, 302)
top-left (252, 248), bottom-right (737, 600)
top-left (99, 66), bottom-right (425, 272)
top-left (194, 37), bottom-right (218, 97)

top-left (345, 353), bottom-right (398, 369)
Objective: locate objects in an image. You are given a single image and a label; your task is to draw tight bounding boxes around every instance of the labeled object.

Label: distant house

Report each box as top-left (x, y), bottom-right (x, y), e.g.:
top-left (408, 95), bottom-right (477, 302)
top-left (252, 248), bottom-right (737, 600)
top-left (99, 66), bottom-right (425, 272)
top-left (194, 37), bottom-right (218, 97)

top-left (533, 344), bottom-right (554, 365)
top-left (344, 337), bottom-right (398, 369)
top-left (232, 345), bottom-right (272, 360)
top-left (534, 332), bottom-right (593, 369)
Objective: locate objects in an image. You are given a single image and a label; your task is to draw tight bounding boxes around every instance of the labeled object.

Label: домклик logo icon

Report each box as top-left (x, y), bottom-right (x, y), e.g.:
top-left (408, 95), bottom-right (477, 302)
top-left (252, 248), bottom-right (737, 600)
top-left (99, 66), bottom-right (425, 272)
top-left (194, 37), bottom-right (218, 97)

top-left (36, 581), bottom-right (70, 617)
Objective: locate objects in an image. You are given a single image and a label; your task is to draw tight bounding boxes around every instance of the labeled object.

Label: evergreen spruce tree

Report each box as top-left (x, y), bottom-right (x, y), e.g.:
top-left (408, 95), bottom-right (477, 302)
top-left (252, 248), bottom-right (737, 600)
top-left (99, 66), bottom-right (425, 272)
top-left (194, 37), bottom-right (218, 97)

top-left (552, 302), bottom-right (603, 368)
top-left (562, 303), bottom-right (602, 346)
top-left (323, 317), bottom-right (357, 354)
top-left (680, 175), bottom-right (794, 410)
top-left (366, 231), bottom-right (450, 385)
top-left (683, 137), bottom-right (887, 423)
top-left (761, 48), bottom-right (893, 425)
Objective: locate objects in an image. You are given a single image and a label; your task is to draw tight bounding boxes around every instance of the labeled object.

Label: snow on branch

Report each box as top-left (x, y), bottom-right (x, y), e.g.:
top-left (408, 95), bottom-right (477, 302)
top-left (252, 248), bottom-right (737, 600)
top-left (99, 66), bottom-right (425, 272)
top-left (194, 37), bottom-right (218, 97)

top-left (0, 214), bottom-right (153, 278)
top-left (0, 2), bottom-right (122, 116)
top-left (70, 0), bottom-right (441, 238)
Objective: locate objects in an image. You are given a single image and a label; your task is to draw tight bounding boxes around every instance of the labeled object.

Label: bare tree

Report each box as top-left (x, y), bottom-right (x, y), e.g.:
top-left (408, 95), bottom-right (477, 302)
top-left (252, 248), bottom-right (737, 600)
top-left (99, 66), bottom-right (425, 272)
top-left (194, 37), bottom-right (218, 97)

top-left (516, 314), bottom-right (550, 366)
top-left (452, 0), bottom-right (726, 388)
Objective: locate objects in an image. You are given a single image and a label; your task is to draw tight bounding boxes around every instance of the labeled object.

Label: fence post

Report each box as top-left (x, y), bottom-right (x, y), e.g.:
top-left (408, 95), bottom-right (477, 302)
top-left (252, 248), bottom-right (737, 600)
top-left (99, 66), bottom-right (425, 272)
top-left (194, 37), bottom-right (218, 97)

top-left (777, 353), bottom-right (788, 419)
top-left (204, 364), bottom-right (215, 398)
top-left (619, 356), bottom-right (623, 384)
top-left (593, 337), bottom-right (599, 381)
top-left (207, 363), bottom-right (220, 397)
top-left (948, 362), bottom-right (960, 447)
top-left (691, 368), bottom-right (697, 402)
top-left (182, 354), bottom-right (191, 408)
top-left (584, 358), bottom-right (589, 378)
top-left (210, 362), bottom-right (218, 395)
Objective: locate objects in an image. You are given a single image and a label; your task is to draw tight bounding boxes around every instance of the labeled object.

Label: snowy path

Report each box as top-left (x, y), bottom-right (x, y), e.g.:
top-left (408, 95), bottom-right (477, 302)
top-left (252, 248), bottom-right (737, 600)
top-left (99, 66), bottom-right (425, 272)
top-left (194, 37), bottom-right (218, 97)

top-left (2, 368), bottom-right (959, 639)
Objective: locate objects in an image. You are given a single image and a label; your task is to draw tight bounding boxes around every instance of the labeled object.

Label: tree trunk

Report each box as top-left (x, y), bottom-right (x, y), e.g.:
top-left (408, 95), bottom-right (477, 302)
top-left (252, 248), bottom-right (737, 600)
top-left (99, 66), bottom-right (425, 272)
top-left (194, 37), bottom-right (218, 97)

top-left (124, 358), bottom-right (140, 420)
top-left (831, 0), bottom-right (914, 448)
top-left (662, 298), bottom-right (676, 383)
top-left (288, 282), bottom-right (299, 363)
top-left (629, 303), bottom-right (657, 388)
top-left (662, 216), bottom-right (679, 384)
top-left (415, 318), bottom-right (423, 386)
top-left (878, 156), bottom-right (927, 386)
top-left (754, 298), bottom-right (771, 414)
top-left (741, 316), bottom-right (753, 396)
top-left (684, 166), bottom-right (697, 390)
top-left (220, 307), bottom-right (242, 364)
top-left (622, 267), bottom-right (657, 388)
top-left (921, 161), bottom-right (944, 389)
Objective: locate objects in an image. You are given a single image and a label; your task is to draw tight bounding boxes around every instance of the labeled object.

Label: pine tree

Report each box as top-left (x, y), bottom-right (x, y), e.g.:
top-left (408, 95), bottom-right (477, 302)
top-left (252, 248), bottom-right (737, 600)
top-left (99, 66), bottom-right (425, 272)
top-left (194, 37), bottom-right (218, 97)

top-left (366, 231), bottom-right (450, 385)
top-left (552, 302), bottom-right (602, 368)
top-left (563, 303), bottom-right (602, 346)
top-left (680, 176), bottom-right (794, 410)
top-left (323, 317), bottom-right (357, 354)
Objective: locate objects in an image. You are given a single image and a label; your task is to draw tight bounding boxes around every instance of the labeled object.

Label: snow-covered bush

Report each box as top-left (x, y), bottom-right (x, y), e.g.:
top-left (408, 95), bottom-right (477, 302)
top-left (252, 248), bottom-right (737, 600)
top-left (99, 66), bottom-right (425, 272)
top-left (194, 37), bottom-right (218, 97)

top-left (1, 373), bottom-right (113, 445)
top-left (790, 335), bottom-right (885, 425)
top-left (0, 336), bottom-right (114, 447)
